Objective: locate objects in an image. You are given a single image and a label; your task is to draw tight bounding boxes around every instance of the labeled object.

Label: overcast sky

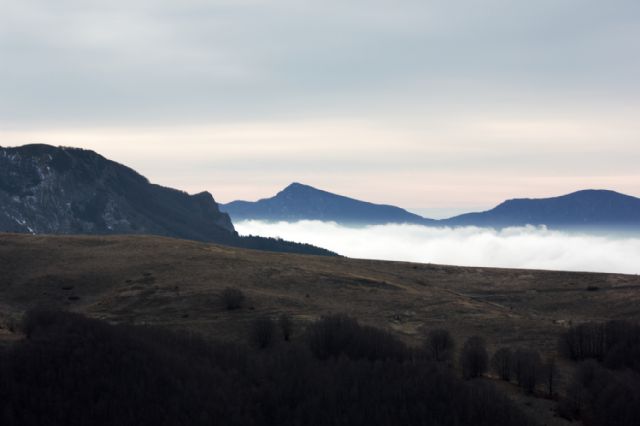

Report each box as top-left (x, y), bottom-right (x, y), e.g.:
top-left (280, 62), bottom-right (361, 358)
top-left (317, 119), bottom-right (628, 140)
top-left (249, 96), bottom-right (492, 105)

top-left (1, 0), bottom-right (639, 216)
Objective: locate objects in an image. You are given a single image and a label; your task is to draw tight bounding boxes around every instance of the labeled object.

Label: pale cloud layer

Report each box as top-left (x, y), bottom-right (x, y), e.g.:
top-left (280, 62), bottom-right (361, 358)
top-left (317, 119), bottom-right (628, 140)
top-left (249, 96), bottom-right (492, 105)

top-left (1, 1), bottom-right (639, 208)
top-left (236, 221), bottom-right (640, 274)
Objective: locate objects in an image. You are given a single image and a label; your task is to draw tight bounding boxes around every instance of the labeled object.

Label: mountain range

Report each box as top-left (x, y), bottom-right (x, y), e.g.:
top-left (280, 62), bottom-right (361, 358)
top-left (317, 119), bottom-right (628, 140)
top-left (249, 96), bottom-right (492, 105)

top-left (222, 183), bottom-right (640, 230)
top-left (0, 144), bottom-right (334, 256)
top-left (2, 144), bottom-right (637, 252)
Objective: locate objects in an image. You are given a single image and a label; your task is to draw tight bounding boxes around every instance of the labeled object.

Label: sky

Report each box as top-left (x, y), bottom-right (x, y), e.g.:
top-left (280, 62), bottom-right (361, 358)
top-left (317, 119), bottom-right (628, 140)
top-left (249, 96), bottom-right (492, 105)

top-left (1, 0), bottom-right (639, 216)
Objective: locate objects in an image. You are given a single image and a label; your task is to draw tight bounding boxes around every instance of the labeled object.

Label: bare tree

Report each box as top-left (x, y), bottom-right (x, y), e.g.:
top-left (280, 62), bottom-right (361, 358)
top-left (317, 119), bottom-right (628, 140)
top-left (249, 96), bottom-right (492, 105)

top-left (514, 349), bottom-right (542, 393)
top-left (425, 329), bottom-right (455, 364)
top-left (491, 347), bottom-right (513, 381)
top-left (559, 323), bottom-right (605, 361)
top-left (542, 358), bottom-right (559, 397)
top-left (306, 315), bottom-right (407, 361)
top-left (278, 313), bottom-right (293, 341)
top-left (460, 336), bottom-right (488, 379)
top-left (250, 317), bottom-right (275, 349)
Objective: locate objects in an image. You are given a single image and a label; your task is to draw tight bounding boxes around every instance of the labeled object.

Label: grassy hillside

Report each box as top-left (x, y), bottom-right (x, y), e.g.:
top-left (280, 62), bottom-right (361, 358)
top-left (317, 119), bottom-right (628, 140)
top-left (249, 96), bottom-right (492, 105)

top-left (2, 233), bottom-right (640, 425)
top-left (1, 233), bottom-right (639, 353)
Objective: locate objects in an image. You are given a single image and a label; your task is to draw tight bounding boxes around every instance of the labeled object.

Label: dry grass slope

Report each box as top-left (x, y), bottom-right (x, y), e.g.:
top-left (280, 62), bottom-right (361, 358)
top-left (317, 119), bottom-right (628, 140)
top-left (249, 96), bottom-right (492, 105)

top-left (1, 232), bottom-right (639, 355)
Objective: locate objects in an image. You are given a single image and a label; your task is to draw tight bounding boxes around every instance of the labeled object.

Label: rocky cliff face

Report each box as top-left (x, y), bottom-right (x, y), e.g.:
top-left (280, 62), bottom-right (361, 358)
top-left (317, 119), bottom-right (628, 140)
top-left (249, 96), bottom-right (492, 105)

top-left (0, 144), bottom-right (235, 240)
top-left (0, 144), bottom-right (335, 256)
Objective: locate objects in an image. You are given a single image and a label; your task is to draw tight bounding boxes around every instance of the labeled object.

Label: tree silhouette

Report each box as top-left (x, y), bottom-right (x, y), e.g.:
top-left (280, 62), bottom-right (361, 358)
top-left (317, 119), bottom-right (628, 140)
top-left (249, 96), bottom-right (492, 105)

top-left (250, 316), bottom-right (276, 349)
top-left (460, 336), bottom-right (488, 379)
top-left (491, 347), bottom-right (513, 381)
top-left (425, 329), bottom-right (455, 364)
top-left (278, 313), bottom-right (293, 341)
top-left (514, 349), bottom-right (542, 393)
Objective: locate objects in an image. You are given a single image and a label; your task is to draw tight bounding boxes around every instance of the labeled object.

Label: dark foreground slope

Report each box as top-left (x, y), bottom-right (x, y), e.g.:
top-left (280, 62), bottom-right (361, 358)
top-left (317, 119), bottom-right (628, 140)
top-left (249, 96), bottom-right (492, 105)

top-left (0, 145), bottom-right (333, 256)
top-left (3, 234), bottom-right (640, 425)
top-left (222, 182), bottom-right (434, 225)
top-left (0, 309), bottom-right (532, 426)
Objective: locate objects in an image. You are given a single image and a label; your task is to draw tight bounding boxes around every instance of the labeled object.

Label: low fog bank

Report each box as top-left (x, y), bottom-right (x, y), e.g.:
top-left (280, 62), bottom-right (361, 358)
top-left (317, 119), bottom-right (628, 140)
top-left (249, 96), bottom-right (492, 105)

top-left (235, 221), bottom-right (640, 274)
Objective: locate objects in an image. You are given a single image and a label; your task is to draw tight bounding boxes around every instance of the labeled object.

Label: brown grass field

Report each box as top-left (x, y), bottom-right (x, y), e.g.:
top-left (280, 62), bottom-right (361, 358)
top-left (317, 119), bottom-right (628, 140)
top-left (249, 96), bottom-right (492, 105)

top-left (2, 233), bottom-right (640, 425)
top-left (1, 233), bottom-right (639, 351)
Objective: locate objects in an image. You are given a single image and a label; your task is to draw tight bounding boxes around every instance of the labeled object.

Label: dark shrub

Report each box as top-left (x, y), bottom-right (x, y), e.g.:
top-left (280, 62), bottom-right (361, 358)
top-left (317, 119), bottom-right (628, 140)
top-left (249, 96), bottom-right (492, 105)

top-left (22, 307), bottom-right (86, 339)
top-left (425, 328), bottom-right (455, 364)
top-left (460, 336), bottom-right (488, 379)
top-left (560, 320), bottom-right (640, 370)
top-left (5, 309), bottom-right (255, 426)
top-left (306, 314), bottom-right (407, 361)
top-left (491, 347), bottom-right (513, 381)
top-left (559, 322), bottom-right (605, 361)
top-left (557, 380), bottom-right (589, 420)
top-left (557, 360), bottom-right (610, 422)
top-left (221, 287), bottom-right (245, 310)
top-left (542, 357), bottom-right (559, 397)
top-left (591, 372), bottom-right (640, 426)
top-left (250, 317), bottom-right (276, 349)
top-left (278, 313), bottom-right (293, 341)
top-left (0, 309), bottom-right (535, 426)
top-left (513, 349), bottom-right (542, 393)
top-left (603, 320), bottom-right (640, 371)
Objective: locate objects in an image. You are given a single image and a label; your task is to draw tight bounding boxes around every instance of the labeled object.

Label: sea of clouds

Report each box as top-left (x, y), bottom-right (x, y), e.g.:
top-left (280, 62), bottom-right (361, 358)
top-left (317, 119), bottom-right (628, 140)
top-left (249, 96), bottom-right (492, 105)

top-left (235, 221), bottom-right (640, 274)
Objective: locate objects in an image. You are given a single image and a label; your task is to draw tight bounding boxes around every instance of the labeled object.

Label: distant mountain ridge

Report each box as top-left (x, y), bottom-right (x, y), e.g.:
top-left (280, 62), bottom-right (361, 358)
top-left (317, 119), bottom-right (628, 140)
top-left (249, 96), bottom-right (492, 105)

top-left (222, 183), bottom-right (640, 230)
top-left (444, 189), bottom-right (640, 228)
top-left (222, 182), bottom-right (434, 225)
top-left (0, 145), bottom-right (335, 256)
top-left (4, 144), bottom-right (636, 240)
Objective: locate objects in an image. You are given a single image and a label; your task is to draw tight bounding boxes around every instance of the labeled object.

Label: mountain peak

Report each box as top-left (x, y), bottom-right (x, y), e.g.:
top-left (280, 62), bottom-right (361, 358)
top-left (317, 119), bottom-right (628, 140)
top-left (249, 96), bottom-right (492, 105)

top-left (565, 189), bottom-right (627, 198)
top-left (500, 189), bottom-right (633, 206)
top-left (222, 183), bottom-right (432, 225)
top-left (446, 188), bottom-right (640, 228)
top-left (279, 182), bottom-right (317, 193)
top-left (285, 182), bottom-right (308, 189)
